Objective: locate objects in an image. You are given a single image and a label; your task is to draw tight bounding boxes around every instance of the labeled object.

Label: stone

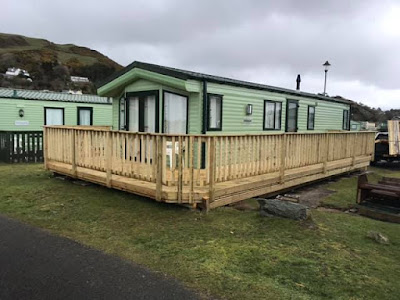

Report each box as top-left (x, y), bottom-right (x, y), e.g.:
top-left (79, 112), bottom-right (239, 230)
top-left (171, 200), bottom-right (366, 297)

top-left (367, 231), bottom-right (389, 244)
top-left (257, 198), bottom-right (310, 220)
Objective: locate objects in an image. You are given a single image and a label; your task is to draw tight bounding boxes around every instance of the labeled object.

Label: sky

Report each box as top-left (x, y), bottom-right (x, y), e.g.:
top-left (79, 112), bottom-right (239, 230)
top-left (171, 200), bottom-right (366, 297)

top-left (2, 0), bottom-right (400, 109)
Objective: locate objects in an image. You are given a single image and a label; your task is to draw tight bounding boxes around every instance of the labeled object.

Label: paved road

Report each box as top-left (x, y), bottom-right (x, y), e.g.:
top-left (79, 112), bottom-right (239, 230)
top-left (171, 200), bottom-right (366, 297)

top-left (0, 215), bottom-right (200, 300)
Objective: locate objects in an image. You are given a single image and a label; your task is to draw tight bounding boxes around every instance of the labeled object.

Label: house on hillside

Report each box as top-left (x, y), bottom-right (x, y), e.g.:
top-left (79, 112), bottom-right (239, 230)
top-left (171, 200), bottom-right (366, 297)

top-left (97, 61), bottom-right (352, 134)
top-left (70, 76), bottom-right (90, 83)
top-left (0, 88), bottom-right (112, 131)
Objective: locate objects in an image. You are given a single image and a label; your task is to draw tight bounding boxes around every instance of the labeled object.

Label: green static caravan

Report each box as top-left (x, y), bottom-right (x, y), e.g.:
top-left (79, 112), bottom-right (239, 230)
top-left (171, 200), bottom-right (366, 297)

top-left (97, 61), bottom-right (352, 135)
top-left (0, 88), bottom-right (112, 131)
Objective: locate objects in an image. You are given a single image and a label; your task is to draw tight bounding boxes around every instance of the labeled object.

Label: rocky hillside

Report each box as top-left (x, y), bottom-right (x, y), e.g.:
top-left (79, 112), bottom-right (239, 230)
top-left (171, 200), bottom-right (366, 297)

top-left (0, 33), bottom-right (122, 94)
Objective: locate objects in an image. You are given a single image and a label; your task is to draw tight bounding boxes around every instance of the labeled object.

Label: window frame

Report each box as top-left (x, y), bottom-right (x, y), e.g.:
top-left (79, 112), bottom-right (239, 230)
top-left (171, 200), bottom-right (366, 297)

top-left (342, 110), bottom-right (350, 130)
top-left (307, 105), bottom-right (316, 130)
top-left (162, 90), bottom-right (189, 134)
top-left (44, 107), bottom-right (65, 125)
top-left (125, 90), bottom-right (160, 133)
top-left (285, 99), bottom-right (299, 132)
top-left (263, 100), bottom-right (282, 131)
top-left (207, 93), bottom-right (223, 131)
top-left (77, 107), bottom-right (93, 126)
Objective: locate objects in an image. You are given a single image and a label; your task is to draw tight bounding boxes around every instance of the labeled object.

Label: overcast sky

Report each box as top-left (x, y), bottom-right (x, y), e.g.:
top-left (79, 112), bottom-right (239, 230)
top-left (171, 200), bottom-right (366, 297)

top-left (2, 0), bottom-right (400, 109)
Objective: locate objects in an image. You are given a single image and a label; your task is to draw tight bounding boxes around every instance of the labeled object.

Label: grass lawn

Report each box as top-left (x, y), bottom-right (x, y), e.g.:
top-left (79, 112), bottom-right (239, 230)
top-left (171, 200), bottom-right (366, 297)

top-left (0, 163), bottom-right (399, 300)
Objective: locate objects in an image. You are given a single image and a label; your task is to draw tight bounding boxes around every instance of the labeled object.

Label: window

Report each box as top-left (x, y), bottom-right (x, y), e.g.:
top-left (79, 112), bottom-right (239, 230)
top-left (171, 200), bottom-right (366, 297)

top-left (343, 110), bottom-right (350, 130)
top-left (126, 91), bottom-right (159, 133)
top-left (119, 97), bottom-right (126, 130)
top-left (163, 91), bottom-right (188, 134)
top-left (207, 94), bottom-right (222, 131)
top-left (307, 106), bottom-right (315, 130)
top-left (263, 100), bottom-right (281, 130)
top-left (45, 108), bottom-right (64, 125)
top-left (78, 107), bottom-right (93, 125)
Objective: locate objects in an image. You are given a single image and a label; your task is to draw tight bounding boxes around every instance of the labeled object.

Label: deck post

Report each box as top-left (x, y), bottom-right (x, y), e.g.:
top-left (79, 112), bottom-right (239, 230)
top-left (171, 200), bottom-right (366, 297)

top-left (323, 133), bottom-right (329, 174)
top-left (71, 129), bottom-right (77, 177)
top-left (279, 133), bottom-right (287, 183)
top-left (352, 133), bottom-right (357, 166)
top-left (177, 136), bottom-right (183, 203)
top-left (106, 131), bottom-right (112, 188)
top-left (156, 135), bottom-right (163, 201)
top-left (43, 127), bottom-right (49, 169)
top-left (189, 136), bottom-right (195, 204)
top-left (209, 137), bottom-right (216, 203)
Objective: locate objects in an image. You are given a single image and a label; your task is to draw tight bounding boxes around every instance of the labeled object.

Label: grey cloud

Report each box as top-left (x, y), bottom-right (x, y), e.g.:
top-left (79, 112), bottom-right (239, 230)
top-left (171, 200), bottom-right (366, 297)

top-left (2, 0), bottom-right (400, 107)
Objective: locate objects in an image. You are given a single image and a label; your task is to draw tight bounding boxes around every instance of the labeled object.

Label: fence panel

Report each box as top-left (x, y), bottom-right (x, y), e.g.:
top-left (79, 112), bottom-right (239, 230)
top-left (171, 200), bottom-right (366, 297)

top-left (0, 131), bottom-right (43, 163)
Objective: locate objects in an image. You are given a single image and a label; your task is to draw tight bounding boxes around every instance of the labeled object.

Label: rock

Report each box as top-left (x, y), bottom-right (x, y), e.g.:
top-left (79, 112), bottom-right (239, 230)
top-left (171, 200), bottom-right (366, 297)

top-left (367, 231), bottom-right (389, 244)
top-left (257, 198), bottom-right (310, 220)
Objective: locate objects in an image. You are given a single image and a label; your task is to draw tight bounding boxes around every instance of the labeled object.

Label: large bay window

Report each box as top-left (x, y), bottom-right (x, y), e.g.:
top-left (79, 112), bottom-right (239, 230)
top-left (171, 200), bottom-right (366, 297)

top-left (263, 100), bottom-right (281, 130)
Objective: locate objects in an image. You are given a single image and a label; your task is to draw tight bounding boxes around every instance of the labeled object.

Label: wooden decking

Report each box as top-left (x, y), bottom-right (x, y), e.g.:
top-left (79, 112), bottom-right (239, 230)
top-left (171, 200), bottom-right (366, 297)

top-left (44, 126), bottom-right (375, 210)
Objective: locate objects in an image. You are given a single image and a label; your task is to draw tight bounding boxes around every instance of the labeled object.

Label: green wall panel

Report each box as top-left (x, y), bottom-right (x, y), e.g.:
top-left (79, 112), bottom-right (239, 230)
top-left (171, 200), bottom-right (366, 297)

top-left (110, 77), bottom-right (350, 134)
top-left (0, 98), bottom-right (112, 131)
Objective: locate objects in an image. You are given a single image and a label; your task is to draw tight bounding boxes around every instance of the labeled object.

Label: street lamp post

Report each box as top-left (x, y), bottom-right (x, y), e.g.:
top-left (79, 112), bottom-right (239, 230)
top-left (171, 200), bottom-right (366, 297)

top-left (323, 61), bottom-right (331, 96)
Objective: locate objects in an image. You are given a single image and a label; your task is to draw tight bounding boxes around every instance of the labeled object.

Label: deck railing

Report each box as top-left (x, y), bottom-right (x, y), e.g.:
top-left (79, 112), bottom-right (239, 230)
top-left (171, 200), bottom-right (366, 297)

top-left (0, 131), bottom-right (43, 163)
top-left (44, 126), bottom-right (375, 208)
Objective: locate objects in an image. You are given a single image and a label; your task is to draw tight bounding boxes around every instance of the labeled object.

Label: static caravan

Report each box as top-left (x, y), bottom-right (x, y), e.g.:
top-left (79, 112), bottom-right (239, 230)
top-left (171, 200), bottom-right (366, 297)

top-left (42, 62), bottom-right (374, 210)
top-left (0, 88), bottom-right (112, 131)
top-left (97, 61), bottom-right (352, 135)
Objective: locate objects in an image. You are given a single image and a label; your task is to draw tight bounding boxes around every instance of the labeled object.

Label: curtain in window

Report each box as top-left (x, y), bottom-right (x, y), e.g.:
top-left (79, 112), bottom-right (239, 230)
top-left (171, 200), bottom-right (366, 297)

top-left (265, 102), bottom-right (275, 129)
top-left (275, 103), bottom-right (281, 129)
top-left (46, 108), bottom-right (63, 125)
top-left (209, 95), bottom-right (221, 129)
top-left (120, 98), bottom-right (126, 130)
top-left (79, 109), bottom-right (91, 125)
top-left (308, 106), bottom-right (315, 129)
top-left (164, 92), bottom-right (187, 134)
top-left (128, 97), bottom-right (139, 132)
top-left (144, 95), bottom-right (156, 133)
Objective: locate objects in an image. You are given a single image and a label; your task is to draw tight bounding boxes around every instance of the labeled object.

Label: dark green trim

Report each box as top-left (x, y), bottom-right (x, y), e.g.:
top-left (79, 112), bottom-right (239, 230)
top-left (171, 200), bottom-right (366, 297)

top-left (77, 107), bottom-right (93, 125)
top-left (206, 93), bottom-right (223, 131)
top-left (161, 90), bottom-right (189, 134)
top-left (263, 100), bottom-right (282, 131)
top-left (285, 99), bottom-right (299, 132)
top-left (44, 107), bottom-right (65, 125)
top-left (202, 81), bottom-right (207, 134)
top-left (342, 110), bottom-right (350, 131)
top-left (125, 90), bottom-right (159, 133)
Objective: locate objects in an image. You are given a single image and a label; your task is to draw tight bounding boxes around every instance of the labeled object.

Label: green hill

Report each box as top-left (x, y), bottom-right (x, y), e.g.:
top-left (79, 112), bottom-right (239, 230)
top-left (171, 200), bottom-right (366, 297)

top-left (0, 32), bottom-right (122, 93)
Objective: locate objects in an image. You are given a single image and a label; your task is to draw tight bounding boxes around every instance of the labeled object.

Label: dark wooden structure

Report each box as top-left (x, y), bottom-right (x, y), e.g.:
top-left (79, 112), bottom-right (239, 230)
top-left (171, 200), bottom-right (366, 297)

top-left (356, 173), bottom-right (400, 223)
top-left (0, 131), bottom-right (43, 163)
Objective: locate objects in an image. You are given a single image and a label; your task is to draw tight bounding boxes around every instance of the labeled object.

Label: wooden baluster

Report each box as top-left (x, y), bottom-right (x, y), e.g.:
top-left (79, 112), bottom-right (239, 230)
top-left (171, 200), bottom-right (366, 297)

top-left (177, 136), bottom-right (183, 203)
top-left (209, 137), bottom-right (216, 204)
top-left (279, 134), bottom-right (287, 183)
top-left (106, 130), bottom-right (112, 188)
top-left (156, 135), bottom-right (163, 201)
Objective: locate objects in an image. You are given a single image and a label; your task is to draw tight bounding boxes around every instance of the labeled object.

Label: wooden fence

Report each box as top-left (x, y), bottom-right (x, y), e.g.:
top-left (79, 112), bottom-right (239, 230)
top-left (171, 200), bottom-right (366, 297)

top-left (44, 126), bottom-right (375, 209)
top-left (0, 131), bottom-right (43, 163)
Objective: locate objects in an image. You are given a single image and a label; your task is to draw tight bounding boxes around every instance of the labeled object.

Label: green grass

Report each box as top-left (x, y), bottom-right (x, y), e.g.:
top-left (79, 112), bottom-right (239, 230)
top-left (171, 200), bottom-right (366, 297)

top-left (0, 164), bottom-right (399, 299)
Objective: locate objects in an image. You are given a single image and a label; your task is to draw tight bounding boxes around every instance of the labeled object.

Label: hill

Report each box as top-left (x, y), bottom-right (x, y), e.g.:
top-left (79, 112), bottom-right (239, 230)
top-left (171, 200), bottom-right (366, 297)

top-left (0, 33), bottom-right (122, 94)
